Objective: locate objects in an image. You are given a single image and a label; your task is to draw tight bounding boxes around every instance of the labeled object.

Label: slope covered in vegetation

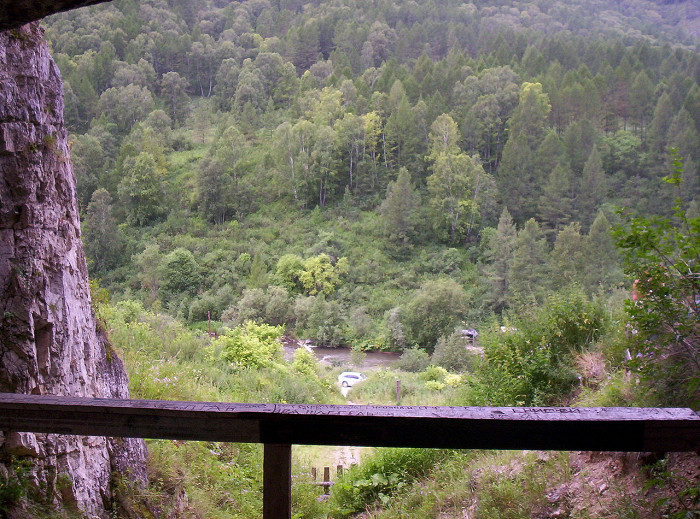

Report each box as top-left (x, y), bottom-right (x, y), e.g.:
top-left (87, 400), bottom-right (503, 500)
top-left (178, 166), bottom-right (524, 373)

top-left (12, 0), bottom-right (696, 516)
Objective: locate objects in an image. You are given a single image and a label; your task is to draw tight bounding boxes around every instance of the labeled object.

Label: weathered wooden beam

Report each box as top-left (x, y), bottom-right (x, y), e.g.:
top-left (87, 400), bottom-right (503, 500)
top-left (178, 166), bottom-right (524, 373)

top-left (0, 393), bottom-right (697, 452)
top-left (263, 444), bottom-right (292, 519)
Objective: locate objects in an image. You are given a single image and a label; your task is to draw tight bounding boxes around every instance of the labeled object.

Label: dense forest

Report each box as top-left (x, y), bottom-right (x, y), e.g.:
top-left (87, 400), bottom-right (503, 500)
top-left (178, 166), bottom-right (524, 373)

top-left (6, 0), bottom-right (693, 517)
top-left (43, 0), bottom-right (699, 404)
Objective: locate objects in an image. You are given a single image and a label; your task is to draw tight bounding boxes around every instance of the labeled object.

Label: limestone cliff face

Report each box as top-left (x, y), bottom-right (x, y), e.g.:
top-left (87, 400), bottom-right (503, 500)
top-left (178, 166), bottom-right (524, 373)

top-left (0, 23), bottom-right (147, 516)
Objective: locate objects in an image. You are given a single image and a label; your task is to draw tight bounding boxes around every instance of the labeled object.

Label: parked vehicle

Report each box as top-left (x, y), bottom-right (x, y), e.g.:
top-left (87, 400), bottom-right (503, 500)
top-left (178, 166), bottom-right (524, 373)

top-left (338, 371), bottom-right (366, 387)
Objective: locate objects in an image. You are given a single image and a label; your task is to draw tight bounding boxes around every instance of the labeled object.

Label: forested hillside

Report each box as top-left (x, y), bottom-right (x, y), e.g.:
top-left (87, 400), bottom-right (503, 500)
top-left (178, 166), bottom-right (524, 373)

top-left (5, 1), bottom-right (692, 517)
top-left (42, 0), bottom-right (699, 403)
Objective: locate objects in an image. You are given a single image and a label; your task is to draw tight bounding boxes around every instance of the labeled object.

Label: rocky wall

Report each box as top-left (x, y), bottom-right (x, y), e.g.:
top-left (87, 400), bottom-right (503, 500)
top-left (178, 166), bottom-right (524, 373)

top-left (0, 22), bottom-right (147, 517)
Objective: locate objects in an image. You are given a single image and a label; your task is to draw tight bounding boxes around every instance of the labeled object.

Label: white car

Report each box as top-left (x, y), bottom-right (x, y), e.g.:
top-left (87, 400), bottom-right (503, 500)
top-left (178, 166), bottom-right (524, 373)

top-left (338, 371), bottom-right (366, 387)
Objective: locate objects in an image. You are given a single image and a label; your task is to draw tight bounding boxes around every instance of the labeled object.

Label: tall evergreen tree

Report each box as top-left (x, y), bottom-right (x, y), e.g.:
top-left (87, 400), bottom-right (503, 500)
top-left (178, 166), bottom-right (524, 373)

top-left (507, 218), bottom-right (550, 308)
top-left (648, 92), bottom-right (675, 155)
top-left (380, 168), bottom-right (421, 245)
top-left (578, 145), bottom-right (606, 228)
top-left (584, 211), bottom-right (622, 292)
top-left (483, 207), bottom-right (517, 313)
top-left (497, 83), bottom-right (551, 222)
top-left (538, 161), bottom-right (576, 238)
top-left (550, 223), bottom-right (587, 291)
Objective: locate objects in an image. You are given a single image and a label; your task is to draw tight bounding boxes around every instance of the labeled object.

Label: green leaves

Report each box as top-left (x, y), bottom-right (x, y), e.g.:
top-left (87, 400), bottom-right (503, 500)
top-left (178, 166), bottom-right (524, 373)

top-left (613, 158), bottom-right (700, 407)
top-left (215, 321), bottom-right (284, 370)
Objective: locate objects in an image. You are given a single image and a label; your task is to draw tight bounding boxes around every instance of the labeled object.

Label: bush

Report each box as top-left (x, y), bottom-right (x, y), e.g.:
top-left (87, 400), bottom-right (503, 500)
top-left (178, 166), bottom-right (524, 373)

top-left (330, 448), bottom-right (450, 518)
top-left (402, 279), bottom-right (469, 352)
top-left (613, 166), bottom-right (700, 407)
top-left (395, 347), bottom-right (430, 372)
top-left (213, 321), bottom-right (284, 370)
top-left (291, 347), bottom-right (319, 377)
top-left (471, 289), bottom-right (605, 406)
top-left (432, 331), bottom-right (476, 372)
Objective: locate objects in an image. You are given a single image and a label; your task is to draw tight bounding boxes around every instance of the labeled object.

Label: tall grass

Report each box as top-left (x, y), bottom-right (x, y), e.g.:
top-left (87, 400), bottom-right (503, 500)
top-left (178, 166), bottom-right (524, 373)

top-left (103, 300), bottom-right (344, 517)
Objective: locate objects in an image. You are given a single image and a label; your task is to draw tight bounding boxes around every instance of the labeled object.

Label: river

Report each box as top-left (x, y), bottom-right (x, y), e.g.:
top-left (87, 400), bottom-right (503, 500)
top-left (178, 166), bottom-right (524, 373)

top-left (282, 343), bottom-right (400, 370)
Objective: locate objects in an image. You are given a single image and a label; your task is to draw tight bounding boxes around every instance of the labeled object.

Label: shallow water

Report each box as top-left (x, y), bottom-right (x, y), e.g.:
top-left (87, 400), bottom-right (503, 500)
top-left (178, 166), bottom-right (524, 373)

top-left (283, 344), bottom-right (400, 370)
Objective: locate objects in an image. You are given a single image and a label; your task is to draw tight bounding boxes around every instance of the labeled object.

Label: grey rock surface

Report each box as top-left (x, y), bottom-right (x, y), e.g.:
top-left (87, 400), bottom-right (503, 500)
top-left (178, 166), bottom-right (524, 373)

top-left (0, 23), bottom-right (146, 517)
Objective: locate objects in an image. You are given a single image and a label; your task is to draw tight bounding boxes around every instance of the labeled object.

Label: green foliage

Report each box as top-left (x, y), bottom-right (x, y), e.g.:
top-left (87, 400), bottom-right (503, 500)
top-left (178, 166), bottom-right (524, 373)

top-left (273, 254), bottom-right (348, 297)
top-left (645, 458), bottom-right (700, 518)
top-left (291, 347), bottom-right (319, 377)
top-left (299, 254), bottom-right (348, 297)
top-left (213, 321), bottom-right (284, 370)
top-left (117, 152), bottom-right (165, 226)
top-left (37, 3), bottom-right (700, 515)
top-left (159, 248), bottom-right (201, 299)
top-left (0, 458), bottom-right (32, 513)
top-left (474, 289), bottom-right (605, 405)
top-left (613, 155), bottom-right (700, 407)
top-left (330, 448), bottom-right (450, 518)
top-left (402, 279), bottom-right (469, 352)
top-left (432, 331), bottom-right (476, 372)
top-left (395, 347), bottom-right (430, 372)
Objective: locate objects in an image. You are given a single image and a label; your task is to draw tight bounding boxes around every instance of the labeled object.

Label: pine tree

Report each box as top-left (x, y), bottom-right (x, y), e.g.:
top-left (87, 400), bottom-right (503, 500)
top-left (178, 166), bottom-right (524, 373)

top-left (483, 207), bottom-right (517, 313)
top-left (550, 223), bottom-right (587, 291)
top-left (648, 92), bottom-right (675, 155)
top-left (628, 70), bottom-right (655, 140)
top-left (584, 211), bottom-right (622, 292)
top-left (380, 168), bottom-right (421, 245)
top-left (507, 218), bottom-right (550, 308)
top-left (578, 145), bottom-right (606, 228)
top-left (497, 83), bottom-right (551, 222)
top-left (538, 162), bottom-right (576, 238)
top-left (667, 108), bottom-right (700, 163)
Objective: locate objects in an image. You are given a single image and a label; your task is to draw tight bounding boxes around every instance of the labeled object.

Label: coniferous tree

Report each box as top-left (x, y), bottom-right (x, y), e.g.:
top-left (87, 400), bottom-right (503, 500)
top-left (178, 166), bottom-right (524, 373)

top-left (628, 70), bottom-right (655, 140)
top-left (380, 168), bottom-right (421, 245)
top-left (538, 161), bottom-right (576, 238)
top-left (83, 188), bottom-right (122, 275)
top-left (649, 92), bottom-right (675, 155)
top-left (507, 218), bottom-right (550, 308)
top-left (584, 211), bottom-right (622, 292)
top-left (497, 83), bottom-right (551, 222)
top-left (483, 207), bottom-right (517, 313)
top-left (550, 223), bottom-right (587, 291)
top-left (578, 145), bottom-right (606, 228)
top-left (667, 108), bottom-right (700, 163)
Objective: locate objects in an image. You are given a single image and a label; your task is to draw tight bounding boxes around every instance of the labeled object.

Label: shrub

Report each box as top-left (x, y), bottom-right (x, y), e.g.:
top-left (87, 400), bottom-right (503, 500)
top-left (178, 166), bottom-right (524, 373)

top-left (420, 365), bottom-right (448, 382)
top-left (402, 279), bottom-right (469, 352)
top-left (432, 331), bottom-right (476, 372)
top-left (213, 321), bottom-right (284, 370)
top-left (395, 347), bottom-right (430, 372)
top-left (471, 289), bottom-right (605, 406)
top-left (613, 164), bottom-right (700, 407)
top-left (291, 347), bottom-right (319, 377)
top-left (330, 448), bottom-right (450, 518)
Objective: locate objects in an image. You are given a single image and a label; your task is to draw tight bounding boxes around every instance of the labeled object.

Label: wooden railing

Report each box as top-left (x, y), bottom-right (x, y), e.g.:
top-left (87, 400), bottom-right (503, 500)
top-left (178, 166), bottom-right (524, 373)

top-left (0, 393), bottom-right (698, 518)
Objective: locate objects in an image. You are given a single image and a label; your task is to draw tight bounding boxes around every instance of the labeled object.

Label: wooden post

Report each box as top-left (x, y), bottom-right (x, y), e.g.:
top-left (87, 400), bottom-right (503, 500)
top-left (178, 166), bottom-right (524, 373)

top-left (263, 444), bottom-right (292, 519)
top-left (311, 467), bottom-right (317, 480)
top-left (396, 379), bottom-right (402, 405)
top-left (323, 466), bottom-right (330, 495)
